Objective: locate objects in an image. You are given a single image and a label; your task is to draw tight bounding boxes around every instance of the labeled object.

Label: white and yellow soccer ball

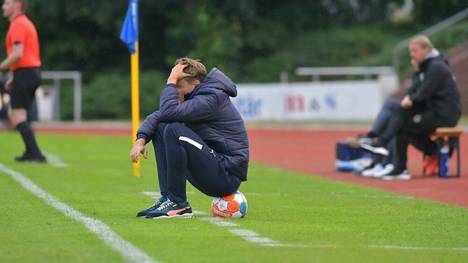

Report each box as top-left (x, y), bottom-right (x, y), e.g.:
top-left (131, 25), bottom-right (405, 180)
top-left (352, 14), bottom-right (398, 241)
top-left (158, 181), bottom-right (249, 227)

top-left (211, 191), bottom-right (248, 218)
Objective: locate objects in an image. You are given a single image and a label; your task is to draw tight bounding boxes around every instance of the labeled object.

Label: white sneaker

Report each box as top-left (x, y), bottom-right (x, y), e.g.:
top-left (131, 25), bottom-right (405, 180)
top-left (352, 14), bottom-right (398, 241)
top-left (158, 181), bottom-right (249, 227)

top-left (373, 164), bottom-right (394, 178)
top-left (360, 143), bottom-right (389, 156)
top-left (381, 169), bottom-right (411, 180)
top-left (361, 163), bottom-right (383, 177)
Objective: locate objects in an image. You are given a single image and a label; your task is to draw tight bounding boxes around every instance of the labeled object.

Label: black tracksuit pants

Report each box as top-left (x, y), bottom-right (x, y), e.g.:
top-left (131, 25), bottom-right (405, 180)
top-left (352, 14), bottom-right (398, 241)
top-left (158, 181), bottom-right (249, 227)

top-left (379, 108), bottom-right (458, 170)
top-left (151, 123), bottom-right (241, 204)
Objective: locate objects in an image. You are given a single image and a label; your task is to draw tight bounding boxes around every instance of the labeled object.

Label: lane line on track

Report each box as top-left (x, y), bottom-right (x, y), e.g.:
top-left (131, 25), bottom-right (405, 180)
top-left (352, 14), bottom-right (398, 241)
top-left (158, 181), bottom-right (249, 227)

top-left (0, 163), bottom-right (159, 263)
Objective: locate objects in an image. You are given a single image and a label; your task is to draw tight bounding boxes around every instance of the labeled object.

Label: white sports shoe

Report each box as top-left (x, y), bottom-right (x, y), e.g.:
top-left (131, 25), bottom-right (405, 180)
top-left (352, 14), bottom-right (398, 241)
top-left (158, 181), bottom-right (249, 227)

top-left (360, 143), bottom-right (389, 156)
top-left (373, 164), bottom-right (394, 178)
top-left (381, 168), bottom-right (411, 180)
top-left (361, 163), bottom-right (383, 177)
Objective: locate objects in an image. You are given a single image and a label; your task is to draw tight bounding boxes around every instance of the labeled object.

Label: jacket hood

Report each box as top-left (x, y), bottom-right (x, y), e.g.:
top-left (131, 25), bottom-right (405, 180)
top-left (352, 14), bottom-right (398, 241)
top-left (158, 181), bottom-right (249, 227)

top-left (195, 68), bottom-right (237, 97)
top-left (425, 48), bottom-right (440, 60)
top-left (420, 48), bottom-right (447, 70)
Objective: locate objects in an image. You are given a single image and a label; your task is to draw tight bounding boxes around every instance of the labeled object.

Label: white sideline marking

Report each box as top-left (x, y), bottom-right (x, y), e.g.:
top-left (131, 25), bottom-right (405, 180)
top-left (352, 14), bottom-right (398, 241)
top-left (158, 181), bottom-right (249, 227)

top-left (43, 152), bottom-right (69, 168)
top-left (365, 245), bottom-right (468, 251)
top-left (0, 163), bottom-right (159, 263)
top-left (140, 193), bottom-right (468, 251)
top-left (229, 229), bottom-right (280, 246)
top-left (141, 193), bottom-right (302, 248)
top-left (178, 136), bottom-right (203, 150)
top-left (197, 214), bottom-right (240, 227)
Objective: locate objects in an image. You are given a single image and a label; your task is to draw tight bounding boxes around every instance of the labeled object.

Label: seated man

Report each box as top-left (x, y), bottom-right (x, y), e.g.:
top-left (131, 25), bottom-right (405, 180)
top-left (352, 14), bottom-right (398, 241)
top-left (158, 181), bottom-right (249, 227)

top-left (359, 59), bottom-right (420, 177)
top-left (130, 58), bottom-right (249, 219)
top-left (361, 35), bottom-right (461, 180)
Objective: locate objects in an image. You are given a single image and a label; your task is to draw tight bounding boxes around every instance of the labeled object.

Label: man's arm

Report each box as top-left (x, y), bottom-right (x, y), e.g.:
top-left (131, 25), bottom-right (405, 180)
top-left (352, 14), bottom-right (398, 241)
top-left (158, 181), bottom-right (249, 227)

top-left (0, 43), bottom-right (24, 71)
top-left (136, 111), bottom-right (161, 144)
top-left (130, 111), bottom-right (160, 163)
top-left (158, 62), bottom-right (219, 122)
top-left (158, 84), bottom-right (219, 122)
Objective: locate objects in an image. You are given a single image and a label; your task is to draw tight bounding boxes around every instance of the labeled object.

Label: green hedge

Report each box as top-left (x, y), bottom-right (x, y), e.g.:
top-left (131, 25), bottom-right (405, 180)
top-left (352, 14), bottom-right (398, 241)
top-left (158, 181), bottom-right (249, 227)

top-left (56, 21), bottom-right (467, 120)
top-left (241, 25), bottom-right (411, 82)
top-left (59, 70), bottom-right (166, 120)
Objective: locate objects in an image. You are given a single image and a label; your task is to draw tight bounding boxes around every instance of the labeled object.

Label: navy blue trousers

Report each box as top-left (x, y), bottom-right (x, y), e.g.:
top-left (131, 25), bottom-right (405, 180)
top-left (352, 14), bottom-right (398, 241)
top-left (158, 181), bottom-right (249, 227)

top-left (369, 99), bottom-right (400, 165)
top-left (152, 123), bottom-right (241, 204)
top-left (369, 99), bottom-right (400, 136)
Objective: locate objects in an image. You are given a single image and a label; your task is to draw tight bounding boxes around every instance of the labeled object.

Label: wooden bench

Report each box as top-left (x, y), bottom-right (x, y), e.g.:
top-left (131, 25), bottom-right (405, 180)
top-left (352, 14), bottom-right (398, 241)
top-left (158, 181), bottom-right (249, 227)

top-left (423, 127), bottom-right (463, 178)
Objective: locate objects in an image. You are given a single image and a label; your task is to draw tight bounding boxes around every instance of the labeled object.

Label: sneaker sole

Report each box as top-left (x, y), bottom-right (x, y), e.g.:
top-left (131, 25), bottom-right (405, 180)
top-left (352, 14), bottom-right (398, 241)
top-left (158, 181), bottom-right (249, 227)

top-left (381, 175), bottom-right (411, 181)
top-left (361, 167), bottom-right (383, 177)
top-left (136, 214), bottom-right (149, 218)
top-left (148, 213), bottom-right (194, 219)
top-left (373, 170), bottom-right (394, 178)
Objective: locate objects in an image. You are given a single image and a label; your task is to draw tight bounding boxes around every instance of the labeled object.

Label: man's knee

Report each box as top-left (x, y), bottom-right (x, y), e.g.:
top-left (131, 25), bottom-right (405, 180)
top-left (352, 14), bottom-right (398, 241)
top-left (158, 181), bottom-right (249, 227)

top-left (10, 109), bottom-right (27, 126)
top-left (163, 123), bottom-right (185, 139)
top-left (383, 99), bottom-right (400, 111)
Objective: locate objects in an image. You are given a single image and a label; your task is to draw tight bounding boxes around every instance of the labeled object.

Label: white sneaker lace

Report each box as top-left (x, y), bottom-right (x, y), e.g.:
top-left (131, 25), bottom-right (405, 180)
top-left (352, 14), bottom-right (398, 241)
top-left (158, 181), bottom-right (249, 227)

top-left (157, 200), bottom-right (176, 211)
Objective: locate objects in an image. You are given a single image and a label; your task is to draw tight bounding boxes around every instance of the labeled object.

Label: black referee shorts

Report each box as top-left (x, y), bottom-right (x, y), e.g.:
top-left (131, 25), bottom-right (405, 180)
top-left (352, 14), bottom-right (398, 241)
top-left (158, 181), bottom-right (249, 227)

top-left (10, 67), bottom-right (41, 110)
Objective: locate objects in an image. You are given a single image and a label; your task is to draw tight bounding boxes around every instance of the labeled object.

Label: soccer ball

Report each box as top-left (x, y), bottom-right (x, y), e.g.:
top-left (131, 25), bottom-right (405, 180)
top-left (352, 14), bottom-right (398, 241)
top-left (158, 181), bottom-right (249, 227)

top-left (211, 191), bottom-right (248, 218)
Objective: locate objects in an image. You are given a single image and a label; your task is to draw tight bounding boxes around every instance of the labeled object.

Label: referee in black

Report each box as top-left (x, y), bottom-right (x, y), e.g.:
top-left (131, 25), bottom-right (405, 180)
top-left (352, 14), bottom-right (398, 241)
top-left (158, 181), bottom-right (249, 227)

top-left (1, 0), bottom-right (45, 162)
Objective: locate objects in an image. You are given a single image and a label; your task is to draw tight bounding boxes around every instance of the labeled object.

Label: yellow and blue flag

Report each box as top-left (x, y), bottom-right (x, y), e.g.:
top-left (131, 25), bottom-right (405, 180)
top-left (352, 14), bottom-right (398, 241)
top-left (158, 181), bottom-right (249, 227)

top-left (120, 0), bottom-right (139, 54)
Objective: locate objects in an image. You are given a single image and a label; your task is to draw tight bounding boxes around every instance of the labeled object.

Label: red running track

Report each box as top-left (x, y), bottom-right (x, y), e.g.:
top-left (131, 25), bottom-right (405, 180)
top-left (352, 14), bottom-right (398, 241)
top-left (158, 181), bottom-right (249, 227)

top-left (248, 128), bottom-right (468, 208)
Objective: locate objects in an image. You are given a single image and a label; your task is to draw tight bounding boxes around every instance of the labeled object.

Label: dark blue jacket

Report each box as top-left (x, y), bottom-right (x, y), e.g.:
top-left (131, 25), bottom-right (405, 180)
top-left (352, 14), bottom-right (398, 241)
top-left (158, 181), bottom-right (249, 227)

top-left (137, 68), bottom-right (249, 181)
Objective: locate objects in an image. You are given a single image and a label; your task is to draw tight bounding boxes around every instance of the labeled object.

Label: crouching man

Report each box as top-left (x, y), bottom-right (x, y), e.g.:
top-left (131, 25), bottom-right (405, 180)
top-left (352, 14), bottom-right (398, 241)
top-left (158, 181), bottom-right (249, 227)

top-left (130, 58), bottom-right (249, 219)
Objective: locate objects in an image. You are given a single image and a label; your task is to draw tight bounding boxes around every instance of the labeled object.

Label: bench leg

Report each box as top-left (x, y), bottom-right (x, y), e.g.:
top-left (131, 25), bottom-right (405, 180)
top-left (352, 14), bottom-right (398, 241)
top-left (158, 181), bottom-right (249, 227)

top-left (456, 137), bottom-right (461, 177)
top-left (436, 138), bottom-right (444, 177)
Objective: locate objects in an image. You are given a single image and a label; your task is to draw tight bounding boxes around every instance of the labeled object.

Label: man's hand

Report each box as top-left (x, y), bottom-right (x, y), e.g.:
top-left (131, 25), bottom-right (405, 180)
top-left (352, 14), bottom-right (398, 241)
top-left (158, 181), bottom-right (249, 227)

top-left (401, 95), bottom-right (413, 109)
top-left (130, 138), bottom-right (148, 163)
top-left (4, 77), bottom-right (12, 92)
top-left (167, 63), bottom-right (191, 84)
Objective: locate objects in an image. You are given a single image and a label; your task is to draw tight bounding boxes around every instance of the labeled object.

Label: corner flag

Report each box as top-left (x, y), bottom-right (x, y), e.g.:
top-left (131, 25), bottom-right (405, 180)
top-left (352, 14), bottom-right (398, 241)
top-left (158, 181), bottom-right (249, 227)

top-left (120, 0), bottom-right (139, 54)
top-left (120, 0), bottom-right (141, 177)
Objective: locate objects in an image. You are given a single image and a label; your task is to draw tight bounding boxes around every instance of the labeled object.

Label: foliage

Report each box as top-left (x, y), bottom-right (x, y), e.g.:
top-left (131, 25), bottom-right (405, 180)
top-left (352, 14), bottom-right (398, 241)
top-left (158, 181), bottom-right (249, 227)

top-left (1, 0), bottom-right (405, 79)
top-left (0, 1), bottom-right (467, 119)
top-left (59, 71), bottom-right (165, 120)
top-left (412, 0), bottom-right (468, 24)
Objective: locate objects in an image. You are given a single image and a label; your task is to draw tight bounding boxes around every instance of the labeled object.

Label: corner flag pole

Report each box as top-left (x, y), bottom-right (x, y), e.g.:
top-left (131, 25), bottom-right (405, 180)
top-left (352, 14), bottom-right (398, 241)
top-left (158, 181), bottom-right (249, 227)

top-left (120, 0), bottom-right (141, 177)
top-left (131, 41), bottom-right (141, 177)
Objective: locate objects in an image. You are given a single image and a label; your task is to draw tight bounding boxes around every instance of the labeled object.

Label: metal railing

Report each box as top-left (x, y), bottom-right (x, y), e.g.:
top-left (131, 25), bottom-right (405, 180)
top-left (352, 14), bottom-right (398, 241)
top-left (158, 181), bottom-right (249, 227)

top-left (41, 71), bottom-right (82, 122)
top-left (392, 8), bottom-right (468, 75)
top-left (295, 66), bottom-right (395, 81)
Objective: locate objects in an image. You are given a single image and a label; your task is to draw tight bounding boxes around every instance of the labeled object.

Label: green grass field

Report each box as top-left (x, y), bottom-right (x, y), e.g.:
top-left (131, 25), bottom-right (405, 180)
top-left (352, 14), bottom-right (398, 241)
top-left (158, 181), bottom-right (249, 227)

top-left (1, 132), bottom-right (468, 263)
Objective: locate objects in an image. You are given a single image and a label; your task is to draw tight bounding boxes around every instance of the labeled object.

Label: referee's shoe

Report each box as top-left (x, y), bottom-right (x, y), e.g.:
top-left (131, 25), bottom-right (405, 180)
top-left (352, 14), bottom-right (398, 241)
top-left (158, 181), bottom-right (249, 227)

top-left (15, 152), bottom-right (46, 163)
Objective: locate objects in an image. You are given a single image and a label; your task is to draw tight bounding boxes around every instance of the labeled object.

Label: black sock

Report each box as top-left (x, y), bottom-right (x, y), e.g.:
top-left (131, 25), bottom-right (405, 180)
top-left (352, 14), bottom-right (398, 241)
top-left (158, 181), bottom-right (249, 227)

top-left (16, 121), bottom-right (42, 157)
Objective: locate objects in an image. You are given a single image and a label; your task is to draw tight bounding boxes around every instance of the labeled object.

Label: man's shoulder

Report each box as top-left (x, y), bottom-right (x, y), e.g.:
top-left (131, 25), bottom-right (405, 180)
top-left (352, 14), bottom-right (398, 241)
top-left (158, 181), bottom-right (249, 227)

top-left (11, 15), bottom-right (35, 29)
top-left (426, 58), bottom-right (450, 73)
top-left (193, 84), bottom-right (225, 97)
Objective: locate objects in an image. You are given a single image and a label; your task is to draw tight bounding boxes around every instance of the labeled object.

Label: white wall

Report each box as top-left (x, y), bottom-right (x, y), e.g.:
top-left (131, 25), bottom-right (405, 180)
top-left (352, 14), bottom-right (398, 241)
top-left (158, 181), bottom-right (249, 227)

top-left (232, 81), bottom-right (384, 121)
